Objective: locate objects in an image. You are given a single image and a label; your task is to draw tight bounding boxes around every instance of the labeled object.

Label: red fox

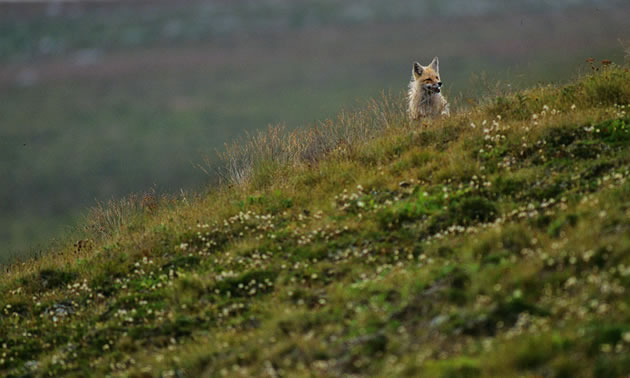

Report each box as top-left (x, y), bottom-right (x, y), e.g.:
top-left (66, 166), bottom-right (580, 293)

top-left (408, 57), bottom-right (450, 120)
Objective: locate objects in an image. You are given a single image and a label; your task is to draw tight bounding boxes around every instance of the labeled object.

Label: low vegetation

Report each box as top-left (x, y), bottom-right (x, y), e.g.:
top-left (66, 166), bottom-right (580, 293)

top-left (2, 63), bottom-right (630, 377)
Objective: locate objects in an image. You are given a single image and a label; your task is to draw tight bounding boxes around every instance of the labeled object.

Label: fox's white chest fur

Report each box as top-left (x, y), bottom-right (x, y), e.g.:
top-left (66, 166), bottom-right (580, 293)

top-left (407, 56), bottom-right (450, 121)
top-left (408, 82), bottom-right (449, 120)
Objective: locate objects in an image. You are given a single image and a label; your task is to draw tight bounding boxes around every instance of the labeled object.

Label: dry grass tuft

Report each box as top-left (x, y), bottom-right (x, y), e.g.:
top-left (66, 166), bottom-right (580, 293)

top-left (212, 93), bottom-right (408, 185)
top-left (83, 188), bottom-right (162, 240)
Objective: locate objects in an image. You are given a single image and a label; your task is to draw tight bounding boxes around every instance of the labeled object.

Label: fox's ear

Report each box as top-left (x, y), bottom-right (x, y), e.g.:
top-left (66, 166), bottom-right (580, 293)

top-left (412, 62), bottom-right (423, 79)
top-left (429, 56), bottom-right (439, 73)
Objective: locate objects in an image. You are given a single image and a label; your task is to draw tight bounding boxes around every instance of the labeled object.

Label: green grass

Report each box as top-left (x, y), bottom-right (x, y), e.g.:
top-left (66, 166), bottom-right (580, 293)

top-left (1, 64), bottom-right (630, 376)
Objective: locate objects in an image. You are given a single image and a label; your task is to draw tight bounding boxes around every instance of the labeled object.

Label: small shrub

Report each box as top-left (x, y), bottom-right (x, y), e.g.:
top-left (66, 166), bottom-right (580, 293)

top-left (568, 140), bottom-right (606, 159)
top-left (1, 338), bottom-right (43, 371)
top-left (544, 126), bottom-right (578, 148)
top-left (582, 161), bottom-right (614, 180)
top-left (24, 268), bottom-right (78, 291)
top-left (493, 176), bottom-right (525, 197)
top-left (428, 197), bottom-right (498, 234)
top-left (1, 301), bottom-right (29, 316)
top-left (377, 192), bottom-right (443, 229)
top-left (595, 117), bottom-right (630, 145)
top-left (492, 298), bottom-right (548, 324)
top-left (356, 332), bottom-right (388, 356)
top-left (452, 197), bottom-right (498, 226)
top-left (588, 324), bottom-right (630, 353)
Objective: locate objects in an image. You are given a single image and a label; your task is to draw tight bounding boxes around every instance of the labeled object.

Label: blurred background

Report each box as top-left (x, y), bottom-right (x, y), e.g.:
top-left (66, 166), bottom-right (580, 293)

top-left (1, 0), bottom-right (629, 263)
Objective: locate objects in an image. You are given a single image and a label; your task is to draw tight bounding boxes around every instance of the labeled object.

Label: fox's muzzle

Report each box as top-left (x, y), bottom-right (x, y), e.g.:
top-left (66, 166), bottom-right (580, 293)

top-left (424, 82), bottom-right (443, 94)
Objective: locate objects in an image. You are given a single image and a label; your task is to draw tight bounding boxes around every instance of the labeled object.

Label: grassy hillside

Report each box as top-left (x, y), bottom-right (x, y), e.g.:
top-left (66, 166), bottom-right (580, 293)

top-left (2, 63), bottom-right (630, 377)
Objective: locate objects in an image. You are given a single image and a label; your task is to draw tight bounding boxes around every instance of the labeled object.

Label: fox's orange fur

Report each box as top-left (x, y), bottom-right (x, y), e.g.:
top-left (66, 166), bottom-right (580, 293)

top-left (408, 57), bottom-right (449, 120)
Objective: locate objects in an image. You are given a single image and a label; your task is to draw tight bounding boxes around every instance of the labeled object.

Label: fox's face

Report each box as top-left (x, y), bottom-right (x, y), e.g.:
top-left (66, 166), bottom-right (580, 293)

top-left (412, 57), bottom-right (443, 94)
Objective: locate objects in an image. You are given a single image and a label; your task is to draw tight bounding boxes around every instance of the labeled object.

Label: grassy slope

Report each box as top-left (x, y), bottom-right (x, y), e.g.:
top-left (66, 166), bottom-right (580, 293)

top-left (1, 65), bottom-right (630, 377)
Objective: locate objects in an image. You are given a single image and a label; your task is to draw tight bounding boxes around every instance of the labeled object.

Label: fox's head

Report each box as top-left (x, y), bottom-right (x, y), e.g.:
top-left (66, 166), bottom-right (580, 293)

top-left (412, 57), bottom-right (443, 94)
